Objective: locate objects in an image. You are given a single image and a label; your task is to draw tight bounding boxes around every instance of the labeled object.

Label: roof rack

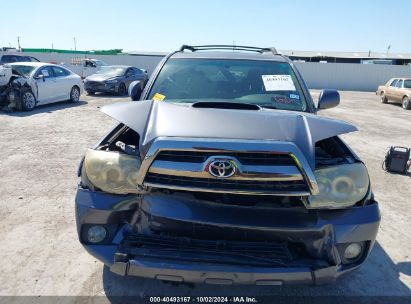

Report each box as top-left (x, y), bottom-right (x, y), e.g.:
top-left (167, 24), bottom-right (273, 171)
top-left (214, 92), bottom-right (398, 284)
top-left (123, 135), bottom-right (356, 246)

top-left (179, 44), bottom-right (278, 55)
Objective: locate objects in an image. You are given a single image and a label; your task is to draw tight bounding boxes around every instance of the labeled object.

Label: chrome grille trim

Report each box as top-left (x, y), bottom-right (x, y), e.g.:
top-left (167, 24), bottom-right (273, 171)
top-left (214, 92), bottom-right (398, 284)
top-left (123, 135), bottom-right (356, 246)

top-left (154, 150), bottom-right (296, 166)
top-left (137, 137), bottom-right (319, 195)
top-left (148, 160), bottom-right (304, 181)
top-left (145, 173), bottom-right (310, 196)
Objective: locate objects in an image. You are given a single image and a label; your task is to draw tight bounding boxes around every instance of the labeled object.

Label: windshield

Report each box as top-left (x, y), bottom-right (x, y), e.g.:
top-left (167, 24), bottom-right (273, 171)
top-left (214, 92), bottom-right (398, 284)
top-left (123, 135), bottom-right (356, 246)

top-left (11, 65), bottom-right (35, 77)
top-left (97, 66), bottom-right (126, 77)
top-left (404, 80), bottom-right (411, 89)
top-left (93, 60), bottom-right (107, 66)
top-left (148, 58), bottom-right (308, 112)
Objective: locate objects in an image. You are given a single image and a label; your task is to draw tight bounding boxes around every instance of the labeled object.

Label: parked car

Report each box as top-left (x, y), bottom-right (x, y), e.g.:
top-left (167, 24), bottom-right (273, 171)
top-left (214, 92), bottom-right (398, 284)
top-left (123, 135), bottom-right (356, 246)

top-left (75, 45), bottom-right (380, 285)
top-left (83, 65), bottom-right (148, 95)
top-left (64, 58), bottom-right (108, 79)
top-left (377, 78), bottom-right (411, 110)
top-left (1, 62), bottom-right (83, 111)
top-left (0, 54), bottom-right (40, 65)
top-left (83, 58), bottom-right (107, 68)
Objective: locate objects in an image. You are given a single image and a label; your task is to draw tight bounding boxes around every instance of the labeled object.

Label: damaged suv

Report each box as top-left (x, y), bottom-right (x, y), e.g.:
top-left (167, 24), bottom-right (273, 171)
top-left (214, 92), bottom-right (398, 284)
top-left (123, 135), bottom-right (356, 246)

top-left (75, 45), bottom-right (380, 285)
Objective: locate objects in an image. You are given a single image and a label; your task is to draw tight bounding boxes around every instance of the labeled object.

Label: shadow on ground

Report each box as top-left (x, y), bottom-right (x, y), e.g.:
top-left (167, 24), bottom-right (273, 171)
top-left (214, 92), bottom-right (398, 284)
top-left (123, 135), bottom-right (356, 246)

top-left (0, 100), bottom-right (87, 117)
top-left (102, 242), bottom-right (410, 300)
top-left (89, 92), bottom-right (128, 99)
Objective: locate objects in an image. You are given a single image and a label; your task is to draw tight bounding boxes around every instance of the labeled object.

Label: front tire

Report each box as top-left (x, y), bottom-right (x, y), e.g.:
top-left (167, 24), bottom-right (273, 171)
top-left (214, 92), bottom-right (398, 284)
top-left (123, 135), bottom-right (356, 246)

top-left (21, 89), bottom-right (36, 111)
top-left (402, 96), bottom-right (411, 110)
top-left (118, 83), bottom-right (126, 96)
top-left (380, 92), bottom-right (388, 103)
top-left (70, 86), bottom-right (81, 103)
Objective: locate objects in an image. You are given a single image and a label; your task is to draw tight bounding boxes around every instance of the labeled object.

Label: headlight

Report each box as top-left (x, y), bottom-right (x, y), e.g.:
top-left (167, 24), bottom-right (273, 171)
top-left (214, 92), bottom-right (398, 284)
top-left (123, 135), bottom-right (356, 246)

top-left (105, 78), bottom-right (118, 84)
top-left (308, 162), bottom-right (369, 209)
top-left (83, 149), bottom-right (141, 194)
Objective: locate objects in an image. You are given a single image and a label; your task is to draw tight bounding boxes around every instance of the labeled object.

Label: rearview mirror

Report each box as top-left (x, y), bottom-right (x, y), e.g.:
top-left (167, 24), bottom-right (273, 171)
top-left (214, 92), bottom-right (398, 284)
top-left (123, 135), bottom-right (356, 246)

top-left (317, 89), bottom-right (340, 110)
top-left (128, 80), bottom-right (144, 101)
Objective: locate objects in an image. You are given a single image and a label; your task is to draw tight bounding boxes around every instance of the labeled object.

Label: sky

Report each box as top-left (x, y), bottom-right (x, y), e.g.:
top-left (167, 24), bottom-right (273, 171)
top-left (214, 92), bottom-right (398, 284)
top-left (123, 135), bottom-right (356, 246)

top-left (1, 0), bottom-right (411, 53)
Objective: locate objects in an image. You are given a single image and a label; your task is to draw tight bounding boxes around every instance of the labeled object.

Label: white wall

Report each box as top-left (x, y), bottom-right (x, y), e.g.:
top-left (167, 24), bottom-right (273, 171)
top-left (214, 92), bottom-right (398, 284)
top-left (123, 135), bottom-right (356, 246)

top-left (11, 52), bottom-right (164, 75)
top-left (295, 62), bottom-right (411, 92)
top-left (4, 52), bottom-right (411, 92)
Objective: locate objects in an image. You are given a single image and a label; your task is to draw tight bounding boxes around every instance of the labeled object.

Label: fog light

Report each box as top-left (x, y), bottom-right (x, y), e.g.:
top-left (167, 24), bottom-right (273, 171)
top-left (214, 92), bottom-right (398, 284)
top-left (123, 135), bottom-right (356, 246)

top-left (344, 243), bottom-right (362, 260)
top-left (8, 91), bottom-right (15, 102)
top-left (87, 225), bottom-right (107, 243)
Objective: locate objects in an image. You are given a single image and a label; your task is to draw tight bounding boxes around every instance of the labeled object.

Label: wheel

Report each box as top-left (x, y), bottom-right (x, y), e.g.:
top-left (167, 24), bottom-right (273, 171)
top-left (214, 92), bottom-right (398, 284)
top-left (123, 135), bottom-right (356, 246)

top-left (86, 90), bottom-right (95, 95)
top-left (21, 89), bottom-right (36, 111)
top-left (402, 96), bottom-right (411, 110)
top-left (380, 92), bottom-right (388, 103)
top-left (70, 86), bottom-right (80, 103)
top-left (118, 83), bottom-right (126, 96)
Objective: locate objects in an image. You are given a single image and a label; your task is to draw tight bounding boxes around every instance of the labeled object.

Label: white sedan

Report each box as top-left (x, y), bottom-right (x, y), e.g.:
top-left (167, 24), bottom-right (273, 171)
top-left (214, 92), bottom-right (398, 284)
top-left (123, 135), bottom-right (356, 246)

top-left (9, 62), bottom-right (83, 110)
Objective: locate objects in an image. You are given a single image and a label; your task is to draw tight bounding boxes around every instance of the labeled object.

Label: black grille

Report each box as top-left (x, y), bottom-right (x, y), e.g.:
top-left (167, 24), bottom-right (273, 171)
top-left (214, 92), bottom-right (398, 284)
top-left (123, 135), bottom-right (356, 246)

top-left (145, 173), bottom-right (309, 193)
top-left (119, 234), bottom-right (293, 267)
top-left (85, 81), bottom-right (105, 89)
top-left (85, 81), bottom-right (102, 86)
top-left (155, 151), bottom-right (295, 166)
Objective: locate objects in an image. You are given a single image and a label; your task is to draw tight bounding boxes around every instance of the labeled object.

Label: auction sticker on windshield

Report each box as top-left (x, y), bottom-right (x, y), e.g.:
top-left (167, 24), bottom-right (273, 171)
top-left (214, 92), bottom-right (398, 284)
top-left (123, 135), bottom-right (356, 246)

top-left (262, 75), bottom-right (296, 91)
top-left (152, 93), bottom-right (166, 101)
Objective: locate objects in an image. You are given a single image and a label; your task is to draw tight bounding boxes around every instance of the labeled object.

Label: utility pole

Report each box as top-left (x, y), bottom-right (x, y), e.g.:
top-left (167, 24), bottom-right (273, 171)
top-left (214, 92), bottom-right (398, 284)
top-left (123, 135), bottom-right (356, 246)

top-left (73, 37), bottom-right (77, 51)
top-left (386, 45), bottom-right (391, 58)
top-left (17, 36), bottom-right (21, 51)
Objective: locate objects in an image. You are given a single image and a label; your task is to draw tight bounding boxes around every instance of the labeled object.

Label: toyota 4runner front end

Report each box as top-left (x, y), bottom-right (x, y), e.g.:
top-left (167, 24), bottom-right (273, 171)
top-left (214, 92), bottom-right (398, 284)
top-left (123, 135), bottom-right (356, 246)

top-left (75, 45), bottom-right (380, 285)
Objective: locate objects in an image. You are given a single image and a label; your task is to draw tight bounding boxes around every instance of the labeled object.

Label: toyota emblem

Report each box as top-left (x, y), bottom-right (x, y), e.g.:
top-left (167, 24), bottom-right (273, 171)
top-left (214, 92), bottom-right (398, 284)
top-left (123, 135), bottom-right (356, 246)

top-left (207, 159), bottom-right (237, 178)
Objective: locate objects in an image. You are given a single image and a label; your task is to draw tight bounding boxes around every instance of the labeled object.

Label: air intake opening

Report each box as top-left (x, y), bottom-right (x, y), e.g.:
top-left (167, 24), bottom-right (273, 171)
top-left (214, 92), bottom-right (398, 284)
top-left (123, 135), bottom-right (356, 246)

top-left (192, 102), bottom-right (261, 110)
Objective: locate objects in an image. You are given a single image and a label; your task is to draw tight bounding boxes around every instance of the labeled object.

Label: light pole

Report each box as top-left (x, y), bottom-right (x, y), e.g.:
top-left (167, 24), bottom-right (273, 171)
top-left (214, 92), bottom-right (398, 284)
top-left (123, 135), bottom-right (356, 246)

top-left (386, 45), bottom-right (391, 58)
top-left (73, 37), bottom-right (77, 51)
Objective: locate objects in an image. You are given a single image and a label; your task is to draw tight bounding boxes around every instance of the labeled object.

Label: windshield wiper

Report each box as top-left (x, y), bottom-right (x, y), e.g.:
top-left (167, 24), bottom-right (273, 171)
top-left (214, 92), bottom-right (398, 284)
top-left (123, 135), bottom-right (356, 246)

top-left (261, 105), bottom-right (277, 109)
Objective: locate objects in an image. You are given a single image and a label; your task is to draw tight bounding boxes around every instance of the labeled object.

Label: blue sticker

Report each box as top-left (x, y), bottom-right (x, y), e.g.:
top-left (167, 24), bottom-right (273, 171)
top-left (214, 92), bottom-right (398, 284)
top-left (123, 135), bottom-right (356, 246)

top-left (289, 93), bottom-right (300, 100)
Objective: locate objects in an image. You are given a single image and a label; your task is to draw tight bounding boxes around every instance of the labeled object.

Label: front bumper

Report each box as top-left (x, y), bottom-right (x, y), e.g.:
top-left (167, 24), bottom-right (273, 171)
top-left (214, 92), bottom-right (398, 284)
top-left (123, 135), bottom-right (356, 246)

top-left (111, 256), bottom-right (341, 285)
top-left (75, 187), bottom-right (380, 285)
top-left (84, 81), bottom-right (119, 93)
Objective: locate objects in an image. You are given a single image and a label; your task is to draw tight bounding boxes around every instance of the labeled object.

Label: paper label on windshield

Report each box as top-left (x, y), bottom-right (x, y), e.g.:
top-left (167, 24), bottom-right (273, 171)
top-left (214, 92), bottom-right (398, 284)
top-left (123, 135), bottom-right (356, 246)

top-left (152, 92), bottom-right (166, 101)
top-left (261, 75), bottom-right (296, 91)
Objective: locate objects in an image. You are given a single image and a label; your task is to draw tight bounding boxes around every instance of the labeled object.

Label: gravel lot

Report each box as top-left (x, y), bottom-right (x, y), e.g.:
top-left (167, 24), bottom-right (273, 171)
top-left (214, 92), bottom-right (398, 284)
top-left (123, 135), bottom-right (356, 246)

top-left (0, 91), bottom-right (410, 301)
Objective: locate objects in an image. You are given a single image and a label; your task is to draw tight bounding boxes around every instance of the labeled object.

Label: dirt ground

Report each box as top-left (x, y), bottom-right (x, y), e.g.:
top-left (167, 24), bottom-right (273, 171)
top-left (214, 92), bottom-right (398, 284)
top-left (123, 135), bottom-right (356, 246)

top-left (0, 91), bottom-right (410, 301)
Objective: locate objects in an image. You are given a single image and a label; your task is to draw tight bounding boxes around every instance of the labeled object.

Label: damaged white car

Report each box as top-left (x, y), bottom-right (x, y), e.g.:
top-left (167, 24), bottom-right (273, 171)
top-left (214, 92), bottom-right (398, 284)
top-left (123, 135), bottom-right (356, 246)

top-left (0, 62), bottom-right (83, 111)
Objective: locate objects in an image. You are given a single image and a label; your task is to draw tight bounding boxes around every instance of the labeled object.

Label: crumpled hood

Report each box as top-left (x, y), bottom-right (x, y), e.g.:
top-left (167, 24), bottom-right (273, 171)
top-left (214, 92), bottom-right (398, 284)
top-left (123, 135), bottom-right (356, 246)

top-left (86, 73), bottom-right (116, 82)
top-left (102, 100), bottom-right (357, 169)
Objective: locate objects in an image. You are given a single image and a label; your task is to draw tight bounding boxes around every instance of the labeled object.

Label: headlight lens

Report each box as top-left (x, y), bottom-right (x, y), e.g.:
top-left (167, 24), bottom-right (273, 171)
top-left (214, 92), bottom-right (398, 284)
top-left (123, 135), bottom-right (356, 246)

top-left (308, 162), bottom-right (369, 209)
top-left (105, 78), bottom-right (118, 84)
top-left (83, 149), bottom-right (141, 194)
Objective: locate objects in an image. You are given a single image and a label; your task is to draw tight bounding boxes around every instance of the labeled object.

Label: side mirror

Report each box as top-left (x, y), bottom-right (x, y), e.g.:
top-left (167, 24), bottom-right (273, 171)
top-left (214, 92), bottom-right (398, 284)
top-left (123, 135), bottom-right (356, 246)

top-left (128, 80), bottom-right (144, 101)
top-left (318, 89), bottom-right (340, 110)
top-left (34, 75), bottom-right (45, 82)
